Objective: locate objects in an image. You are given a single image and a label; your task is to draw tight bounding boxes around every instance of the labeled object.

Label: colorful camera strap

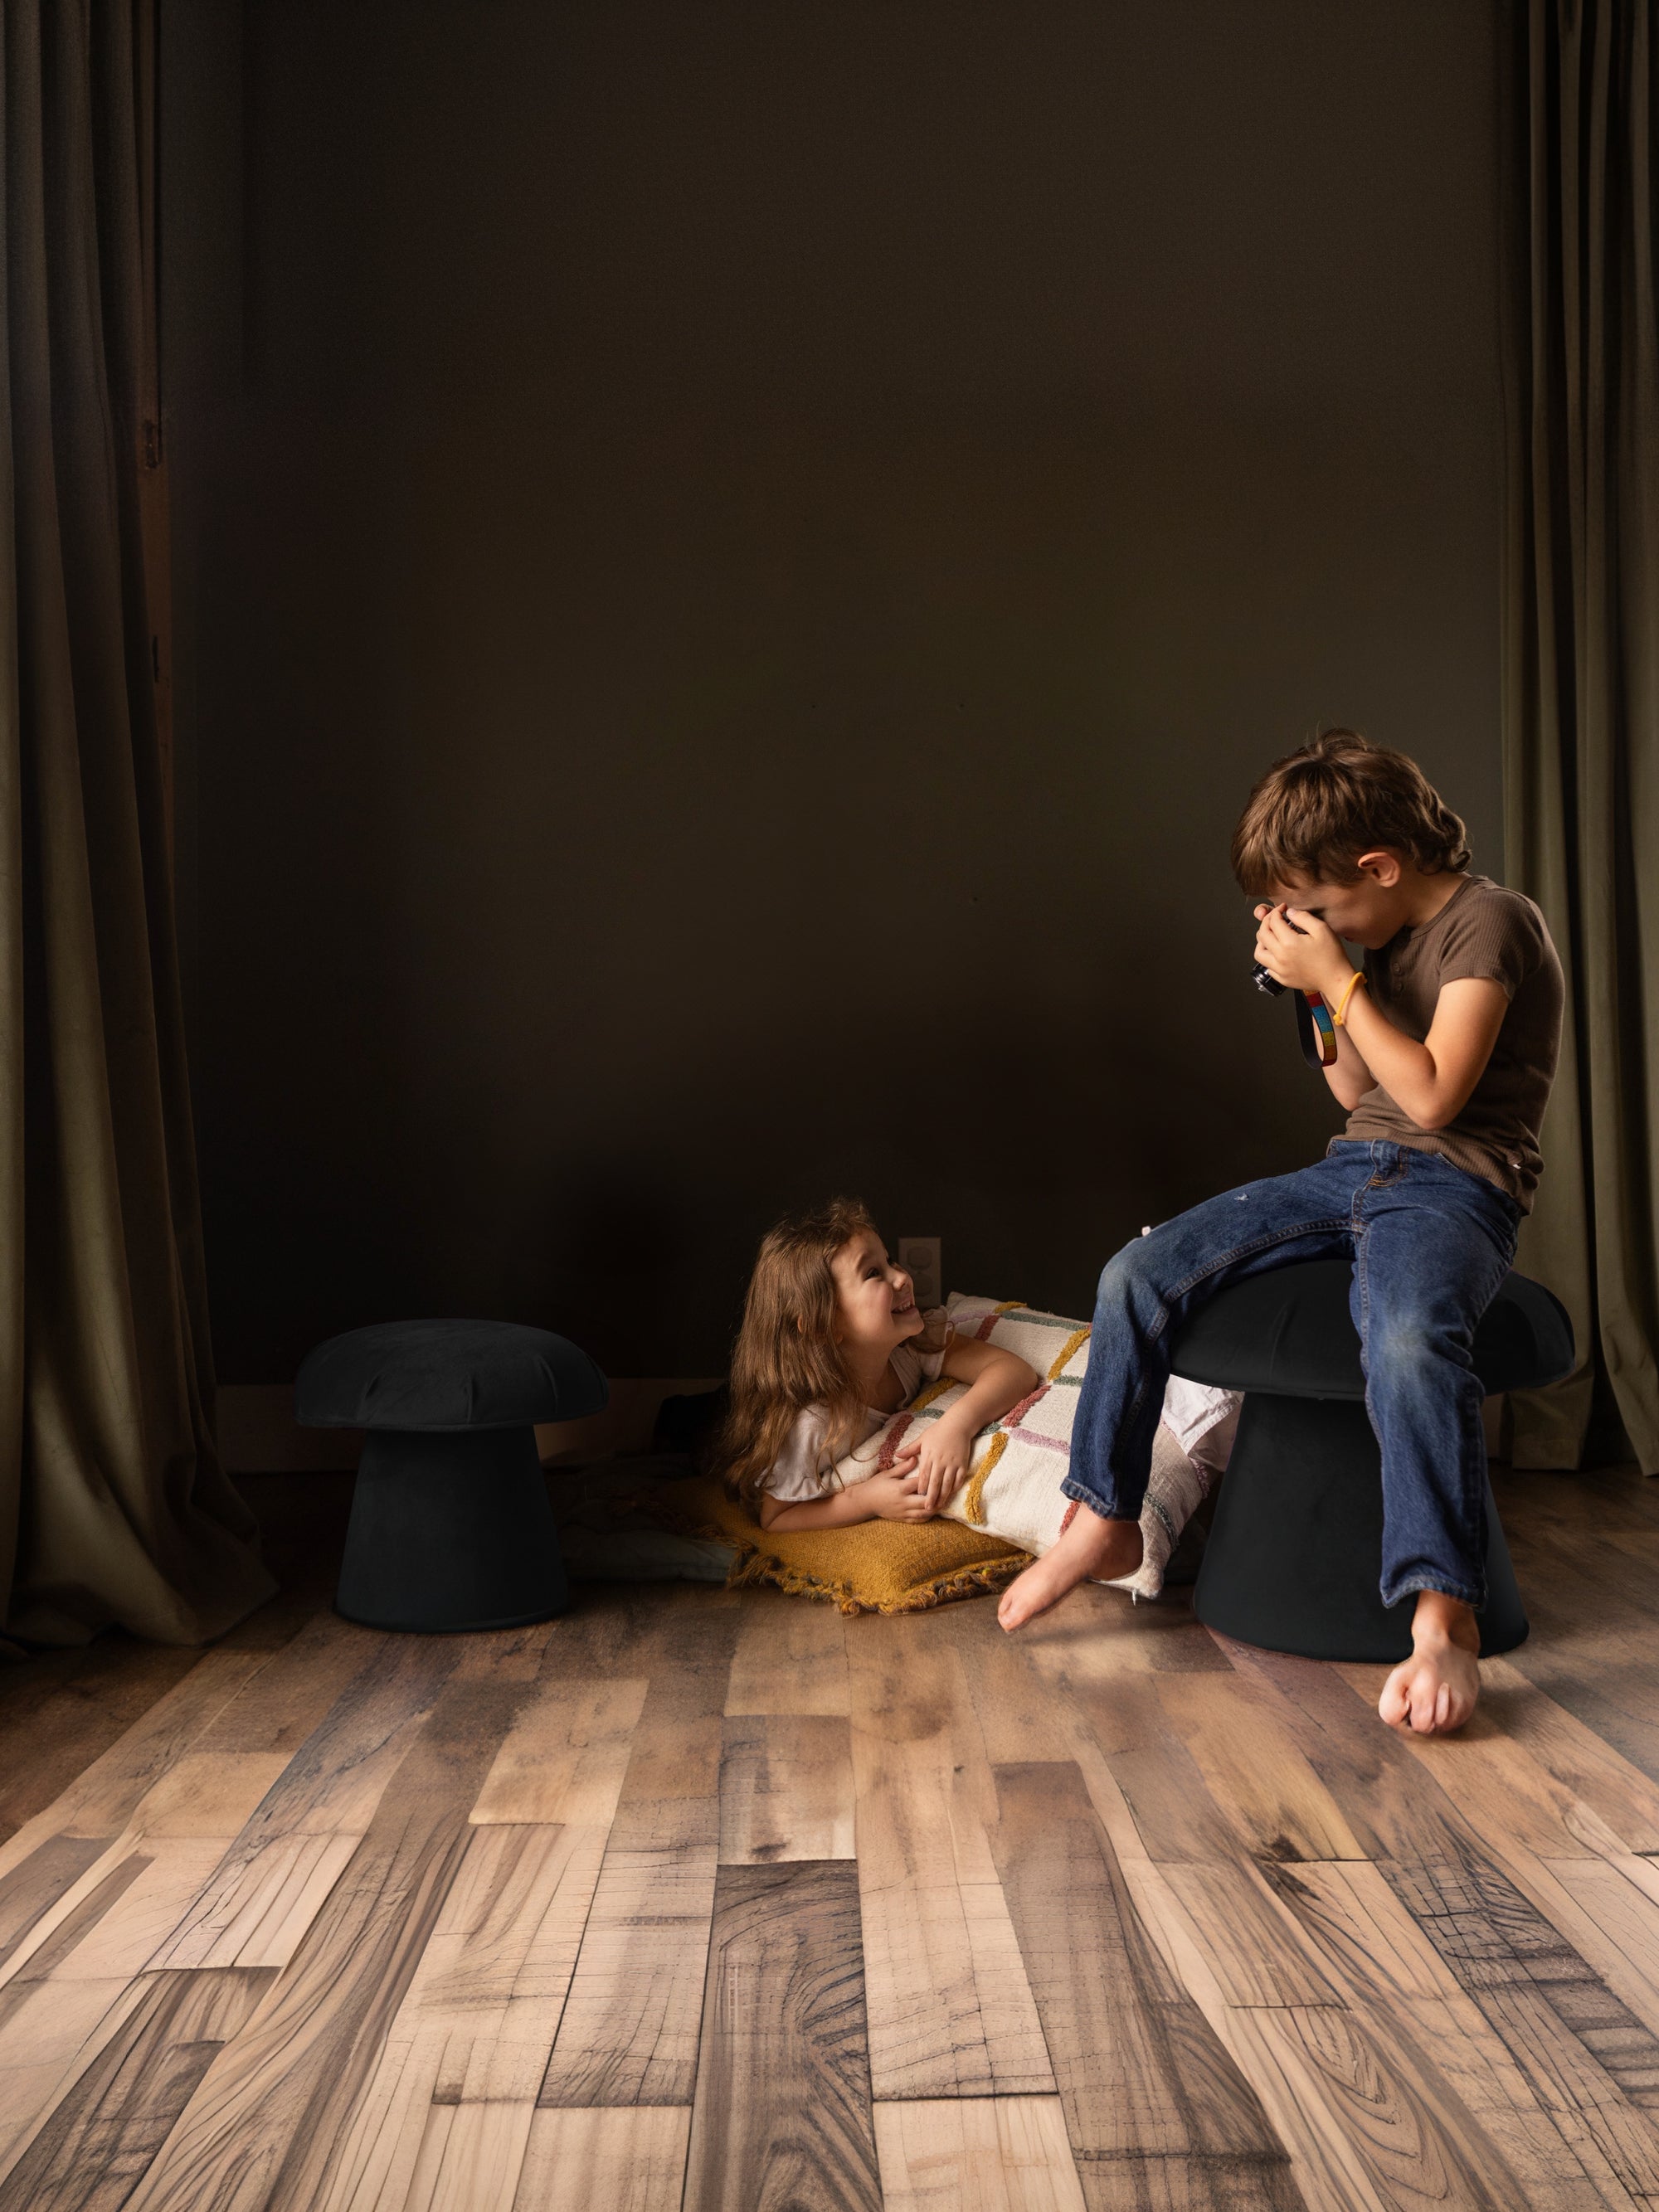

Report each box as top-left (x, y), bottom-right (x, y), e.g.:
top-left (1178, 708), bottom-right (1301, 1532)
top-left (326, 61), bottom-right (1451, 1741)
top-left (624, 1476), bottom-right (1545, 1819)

top-left (1295, 989), bottom-right (1340, 1071)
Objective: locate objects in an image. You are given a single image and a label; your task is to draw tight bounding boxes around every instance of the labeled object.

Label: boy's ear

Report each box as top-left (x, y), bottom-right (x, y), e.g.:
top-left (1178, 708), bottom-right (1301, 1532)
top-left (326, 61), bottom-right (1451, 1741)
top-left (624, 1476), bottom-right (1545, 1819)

top-left (1355, 848), bottom-right (1402, 888)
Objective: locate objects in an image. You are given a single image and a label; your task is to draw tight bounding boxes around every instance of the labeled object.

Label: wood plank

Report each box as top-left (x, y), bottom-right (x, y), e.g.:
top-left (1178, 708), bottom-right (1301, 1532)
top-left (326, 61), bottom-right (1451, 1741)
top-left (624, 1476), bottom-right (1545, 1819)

top-left (1238, 2004), bottom-right (1526, 2212)
top-left (937, 1601), bottom-right (1092, 1766)
top-left (16, 1843), bottom-right (229, 1986)
top-left (513, 2107), bottom-right (690, 2210)
top-left (1548, 1857), bottom-right (1659, 1996)
top-left (1003, 1597), bottom-right (1355, 2023)
top-left (1129, 1863), bottom-right (1543, 2212)
top-left (0, 1978), bottom-right (152, 2179)
top-left (321, 1819), bottom-right (607, 2212)
top-left (534, 1598), bottom-right (738, 2112)
top-left (683, 1860), bottom-right (880, 2212)
top-left (0, 1968), bottom-right (273, 2212)
top-left (718, 1714), bottom-right (855, 1864)
top-left (990, 1760), bottom-right (1302, 2212)
top-left (1151, 1673), bottom-right (1366, 1864)
top-left (1498, 1533), bottom-right (1659, 1785)
top-left (0, 1838), bottom-right (113, 1976)
top-left (1381, 1845), bottom-right (1659, 2151)
top-left (1220, 1639), bottom-right (1659, 2205)
top-left (1014, 1646), bottom-right (1344, 2015)
top-left (538, 1583), bottom-right (708, 1693)
top-left (611, 1602), bottom-right (741, 1804)
top-left (1472, 1986), bottom-right (1659, 2203)
top-left (0, 1752), bottom-right (291, 1995)
top-left (0, 1650), bottom-right (272, 1888)
top-left (189, 1610), bottom-right (386, 1758)
top-left (0, 1852), bottom-right (154, 1999)
top-left (1338, 1663), bottom-right (1631, 1862)
top-left (847, 1621), bottom-right (1053, 2101)
top-left (1479, 1658), bottom-right (1659, 1855)
top-left (1506, 1490), bottom-right (1659, 1603)
top-left (873, 2098), bottom-right (1087, 2212)
top-left (537, 1798), bottom-right (718, 2108)
top-left (980, 1615), bottom-right (1159, 1871)
top-left (150, 1833), bottom-right (363, 1972)
top-left (0, 1644), bottom-right (209, 1847)
top-left (120, 1662), bottom-right (539, 2212)
top-left (1301, 1665), bottom-right (1659, 2070)
top-left (1258, 1859), bottom-right (1615, 2210)
top-left (469, 1676), bottom-right (649, 1826)
top-left (724, 1590), bottom-right (850, 1717)
top-left (1337, 1661), bottom-right (1659, 2050)
top-left (147, 1636), bottom-right (458, 1974)
top-left (455, 1618), bottom-right (562, 1682)
top-left (1152, 1862), bottom-right (1345, 2013)
top-left (124, 1752), bottom-right (294, 1838)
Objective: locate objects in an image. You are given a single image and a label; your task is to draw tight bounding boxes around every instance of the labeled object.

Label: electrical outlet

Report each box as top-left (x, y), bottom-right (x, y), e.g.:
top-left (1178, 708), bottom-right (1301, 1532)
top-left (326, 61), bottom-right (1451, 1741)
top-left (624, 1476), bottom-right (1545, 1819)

top-left (898, 1236), bottom-right (941, 1308)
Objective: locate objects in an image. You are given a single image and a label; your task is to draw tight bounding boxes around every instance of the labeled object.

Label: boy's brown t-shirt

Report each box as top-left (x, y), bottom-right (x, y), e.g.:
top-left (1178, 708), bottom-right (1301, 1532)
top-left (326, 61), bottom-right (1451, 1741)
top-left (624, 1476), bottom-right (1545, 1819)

top-left (1336, 874), bottom-right (1564, 1210)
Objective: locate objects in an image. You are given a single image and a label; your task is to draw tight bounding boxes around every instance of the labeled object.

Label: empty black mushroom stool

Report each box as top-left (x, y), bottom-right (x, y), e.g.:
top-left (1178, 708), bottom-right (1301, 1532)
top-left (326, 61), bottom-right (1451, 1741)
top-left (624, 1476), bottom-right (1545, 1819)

top-left (295, 1319), bottom-right (608, 1632)
top-left (1170, 1258), bottom-right (1573, 1663)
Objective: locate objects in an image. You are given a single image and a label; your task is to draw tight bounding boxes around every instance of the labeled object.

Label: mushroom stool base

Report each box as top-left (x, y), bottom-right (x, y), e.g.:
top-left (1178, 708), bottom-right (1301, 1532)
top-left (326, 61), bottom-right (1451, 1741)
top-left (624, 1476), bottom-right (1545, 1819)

top-left (336, 1426), bottom-right (569, 1634)
top-left (1191, 1393), bottom-right (1528, 1664)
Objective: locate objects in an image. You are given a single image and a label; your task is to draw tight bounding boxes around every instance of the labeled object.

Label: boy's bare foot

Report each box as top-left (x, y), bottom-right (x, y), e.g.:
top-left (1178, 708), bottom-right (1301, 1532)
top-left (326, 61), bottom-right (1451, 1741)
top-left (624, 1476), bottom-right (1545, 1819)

top-left (1378, 1592), bottom-right (1481, 1735)
top-left (999, 1505), bottom-right (1142, 1632)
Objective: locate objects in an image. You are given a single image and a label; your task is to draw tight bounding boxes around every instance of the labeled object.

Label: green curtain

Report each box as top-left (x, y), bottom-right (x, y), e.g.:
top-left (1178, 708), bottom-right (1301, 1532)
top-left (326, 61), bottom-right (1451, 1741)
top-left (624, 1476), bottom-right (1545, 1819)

top-left (2, 0), bottom-right (275, 1640)
top-left (1501, 0), bottom-right (1659, 1474)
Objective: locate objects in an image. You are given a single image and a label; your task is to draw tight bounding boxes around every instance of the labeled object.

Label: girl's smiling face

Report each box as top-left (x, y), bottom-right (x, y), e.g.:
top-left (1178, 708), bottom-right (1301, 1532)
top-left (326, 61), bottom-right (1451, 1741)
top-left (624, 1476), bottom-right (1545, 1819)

top-left (829, 1229), bottom-right (924, 1364)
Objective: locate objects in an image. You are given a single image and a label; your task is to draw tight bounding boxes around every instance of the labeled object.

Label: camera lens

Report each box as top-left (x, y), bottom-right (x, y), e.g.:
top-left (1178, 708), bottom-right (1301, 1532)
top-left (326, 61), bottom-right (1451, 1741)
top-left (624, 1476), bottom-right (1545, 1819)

top-left (1252, 963), bottom-right (1284, 998)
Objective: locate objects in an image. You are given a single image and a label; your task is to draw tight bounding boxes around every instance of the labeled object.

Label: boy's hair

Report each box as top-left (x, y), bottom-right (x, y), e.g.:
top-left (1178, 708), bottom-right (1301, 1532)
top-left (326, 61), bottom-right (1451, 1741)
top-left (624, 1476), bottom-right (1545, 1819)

top-left (712, 1196), bottom-right (878, 1512)
top-left (1230, 729), bottom-right (1472, 896)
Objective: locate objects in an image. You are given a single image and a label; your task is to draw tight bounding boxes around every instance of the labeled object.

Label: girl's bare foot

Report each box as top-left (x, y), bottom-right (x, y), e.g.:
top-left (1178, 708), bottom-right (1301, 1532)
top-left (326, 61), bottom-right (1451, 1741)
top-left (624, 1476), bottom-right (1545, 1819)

top-left (1378, 1592), bottom-right (1481, 1734)
top-left (998, 1505), bottom-right (1142, 1631)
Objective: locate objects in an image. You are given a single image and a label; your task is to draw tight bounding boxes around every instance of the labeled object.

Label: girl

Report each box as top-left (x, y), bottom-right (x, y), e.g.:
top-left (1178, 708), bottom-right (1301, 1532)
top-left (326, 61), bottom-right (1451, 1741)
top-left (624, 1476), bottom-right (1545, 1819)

top-left (718, 1197), bottom-right (1039, 1530)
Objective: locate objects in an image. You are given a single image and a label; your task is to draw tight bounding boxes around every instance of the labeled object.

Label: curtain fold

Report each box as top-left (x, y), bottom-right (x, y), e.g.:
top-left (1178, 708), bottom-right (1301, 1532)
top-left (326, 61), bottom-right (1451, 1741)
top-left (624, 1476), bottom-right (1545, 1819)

top-left (1501, 0), bottom-right (1659, 1473)
top-left (2, 0), bottom-right (274, 1641)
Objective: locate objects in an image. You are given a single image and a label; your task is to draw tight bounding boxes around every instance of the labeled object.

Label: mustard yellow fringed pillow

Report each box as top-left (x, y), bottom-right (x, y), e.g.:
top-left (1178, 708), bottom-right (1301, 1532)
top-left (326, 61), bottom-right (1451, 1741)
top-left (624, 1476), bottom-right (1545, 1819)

top-left (656, 1473), bottom-right (1029, 1616)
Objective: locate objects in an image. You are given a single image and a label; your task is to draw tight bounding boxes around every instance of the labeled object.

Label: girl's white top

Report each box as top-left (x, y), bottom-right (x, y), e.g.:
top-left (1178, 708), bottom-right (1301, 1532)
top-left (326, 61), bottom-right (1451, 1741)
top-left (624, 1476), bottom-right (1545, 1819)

top-left (761, 1310), bottom-right (953, 1502)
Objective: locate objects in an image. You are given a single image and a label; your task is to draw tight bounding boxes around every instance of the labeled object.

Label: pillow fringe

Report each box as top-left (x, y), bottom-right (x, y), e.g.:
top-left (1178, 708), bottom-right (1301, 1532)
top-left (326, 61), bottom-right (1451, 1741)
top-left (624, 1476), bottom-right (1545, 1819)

top-left (720, 1531), bottom-right (1031, 1616)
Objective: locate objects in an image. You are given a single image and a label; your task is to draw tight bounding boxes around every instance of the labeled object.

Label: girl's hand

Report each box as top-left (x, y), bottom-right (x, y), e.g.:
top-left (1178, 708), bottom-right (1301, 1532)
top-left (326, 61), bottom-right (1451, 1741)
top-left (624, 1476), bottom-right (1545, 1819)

top-left (1253, 904), bottom-right (1350, 999)
top-left (907, 1417), bottom-right (975, 1513)
top-left (863, 1469), bottom-right (938, 1522)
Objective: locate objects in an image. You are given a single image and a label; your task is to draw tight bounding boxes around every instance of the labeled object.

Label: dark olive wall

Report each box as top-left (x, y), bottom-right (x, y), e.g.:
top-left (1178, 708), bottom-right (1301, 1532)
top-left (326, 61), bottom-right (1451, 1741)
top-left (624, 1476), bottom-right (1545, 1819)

top-left (164, 0), bottom-right (1503, 1383)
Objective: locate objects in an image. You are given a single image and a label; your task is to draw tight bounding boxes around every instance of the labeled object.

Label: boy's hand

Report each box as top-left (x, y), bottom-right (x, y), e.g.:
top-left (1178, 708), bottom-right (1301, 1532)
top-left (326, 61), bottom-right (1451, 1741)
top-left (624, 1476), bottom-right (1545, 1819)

top-left (863, 1469), bottom-right (938, 1522)
top-left (1253, 904), bottom-right (1352, 999)
top-left (907, 1415), bottom-right (976, 1513)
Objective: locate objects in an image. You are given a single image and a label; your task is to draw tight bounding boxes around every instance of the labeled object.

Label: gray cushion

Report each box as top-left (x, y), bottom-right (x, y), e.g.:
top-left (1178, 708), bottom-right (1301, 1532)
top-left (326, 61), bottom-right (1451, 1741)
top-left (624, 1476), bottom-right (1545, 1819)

top-left (295, 1318), bottom-right (608, 1432)
top-left (1170, 1259), bottom-right (1574, 1402)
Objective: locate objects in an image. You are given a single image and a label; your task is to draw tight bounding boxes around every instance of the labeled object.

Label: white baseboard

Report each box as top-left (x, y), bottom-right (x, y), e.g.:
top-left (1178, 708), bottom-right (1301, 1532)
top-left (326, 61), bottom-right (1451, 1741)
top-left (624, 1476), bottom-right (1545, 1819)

top-left (216, 1378), bottom-right (724, 1475)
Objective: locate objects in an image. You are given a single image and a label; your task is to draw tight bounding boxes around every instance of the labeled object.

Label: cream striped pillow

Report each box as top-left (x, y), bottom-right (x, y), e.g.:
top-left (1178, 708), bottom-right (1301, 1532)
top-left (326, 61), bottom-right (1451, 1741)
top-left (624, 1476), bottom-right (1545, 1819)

top-left (828, 1292), bottom-right (1238, 1586)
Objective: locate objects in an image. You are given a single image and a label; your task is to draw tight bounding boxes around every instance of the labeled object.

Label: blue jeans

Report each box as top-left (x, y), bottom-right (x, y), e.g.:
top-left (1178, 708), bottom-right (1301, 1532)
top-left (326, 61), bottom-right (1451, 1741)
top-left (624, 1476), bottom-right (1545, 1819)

top-left (1065, 1141), bottom-right (1522, 1608)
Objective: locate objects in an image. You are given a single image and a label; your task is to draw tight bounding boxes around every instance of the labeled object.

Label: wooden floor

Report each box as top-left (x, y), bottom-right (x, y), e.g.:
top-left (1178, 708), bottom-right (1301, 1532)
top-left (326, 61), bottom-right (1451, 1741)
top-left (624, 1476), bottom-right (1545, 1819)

top-left (2, 1466), bottom-right (1659, 2210)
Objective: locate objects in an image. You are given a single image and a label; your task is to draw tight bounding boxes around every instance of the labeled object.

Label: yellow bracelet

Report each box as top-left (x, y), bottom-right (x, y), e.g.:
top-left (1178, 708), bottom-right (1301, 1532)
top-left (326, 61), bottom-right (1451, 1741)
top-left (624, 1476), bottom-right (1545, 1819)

top-left (1334, 970), bottom-right (1366, 1027)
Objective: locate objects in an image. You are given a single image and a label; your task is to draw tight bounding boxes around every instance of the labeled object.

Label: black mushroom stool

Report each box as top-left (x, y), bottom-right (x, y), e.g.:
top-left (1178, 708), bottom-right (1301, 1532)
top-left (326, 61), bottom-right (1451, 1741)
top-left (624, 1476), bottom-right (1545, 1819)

top-left (1170, 1259), bottom-right (1574, 1663)
top-left (295, 1319), bottom-right (607, 1632)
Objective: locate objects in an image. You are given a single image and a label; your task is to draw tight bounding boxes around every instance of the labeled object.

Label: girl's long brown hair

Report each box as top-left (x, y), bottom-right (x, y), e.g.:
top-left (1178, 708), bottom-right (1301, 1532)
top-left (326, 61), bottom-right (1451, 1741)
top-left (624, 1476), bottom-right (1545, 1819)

top-left (714, 1197), bottom-right (879, 1511)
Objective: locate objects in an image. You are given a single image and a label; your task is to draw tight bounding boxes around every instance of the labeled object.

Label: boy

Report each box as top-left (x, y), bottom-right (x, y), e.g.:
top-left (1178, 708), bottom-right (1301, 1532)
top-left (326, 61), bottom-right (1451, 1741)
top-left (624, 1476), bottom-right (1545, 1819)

top-left (1000, 730), bottom-right (1564, 1737)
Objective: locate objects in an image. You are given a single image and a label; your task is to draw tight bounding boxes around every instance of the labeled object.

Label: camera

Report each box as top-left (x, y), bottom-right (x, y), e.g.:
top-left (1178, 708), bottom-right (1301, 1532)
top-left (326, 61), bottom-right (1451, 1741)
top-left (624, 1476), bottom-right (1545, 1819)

top-left (1251, 907), bottom-right (1307, 997)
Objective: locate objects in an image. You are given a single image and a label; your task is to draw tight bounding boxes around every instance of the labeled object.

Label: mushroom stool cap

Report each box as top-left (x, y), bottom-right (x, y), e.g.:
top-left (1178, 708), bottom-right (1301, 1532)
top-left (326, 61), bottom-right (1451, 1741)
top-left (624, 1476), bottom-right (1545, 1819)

top-left (294, 1318), bottom-right (608, 1433)
top-left (1170, 1258), bottom-right (1574, 1401)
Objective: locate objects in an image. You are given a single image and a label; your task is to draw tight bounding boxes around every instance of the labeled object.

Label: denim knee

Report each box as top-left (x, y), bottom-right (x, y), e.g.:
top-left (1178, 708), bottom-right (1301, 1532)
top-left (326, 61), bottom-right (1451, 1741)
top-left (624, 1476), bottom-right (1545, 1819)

top-left (1096, 1237), bottom-right (1156, 1313)
top-left (1365, 1315), bottom-right (1470, 1383)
